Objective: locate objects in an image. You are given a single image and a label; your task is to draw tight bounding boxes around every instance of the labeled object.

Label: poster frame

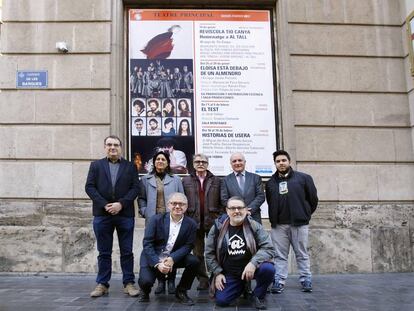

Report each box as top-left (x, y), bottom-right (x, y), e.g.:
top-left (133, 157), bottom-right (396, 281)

top-left (126, 7), bottom-right (280, 177)
top-left (407, 10), bottom-right (414, 76)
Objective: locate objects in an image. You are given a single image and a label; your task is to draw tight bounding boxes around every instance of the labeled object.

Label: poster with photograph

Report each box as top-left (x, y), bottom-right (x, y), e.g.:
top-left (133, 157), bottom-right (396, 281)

top-left (129, 9), bottom-right (277, 176)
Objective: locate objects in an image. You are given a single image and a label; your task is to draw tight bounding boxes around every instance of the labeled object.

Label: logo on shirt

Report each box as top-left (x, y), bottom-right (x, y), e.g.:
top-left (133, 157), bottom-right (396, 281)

top-left (228, 234), bottom-right (246, 255)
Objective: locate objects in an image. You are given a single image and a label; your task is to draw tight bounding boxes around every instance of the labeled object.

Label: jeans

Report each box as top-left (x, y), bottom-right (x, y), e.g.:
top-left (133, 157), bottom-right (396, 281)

top-left (93, 215), bottom-right (135, 286)
top-left (215, 262), bottom-right (275, 306)
top-left (270, 224), bottom-right (311, 284)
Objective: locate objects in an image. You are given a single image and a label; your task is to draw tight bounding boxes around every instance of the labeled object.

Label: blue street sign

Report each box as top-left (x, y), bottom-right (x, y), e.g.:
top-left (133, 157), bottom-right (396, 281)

top-left (16, 71), bottom-right (48, 88)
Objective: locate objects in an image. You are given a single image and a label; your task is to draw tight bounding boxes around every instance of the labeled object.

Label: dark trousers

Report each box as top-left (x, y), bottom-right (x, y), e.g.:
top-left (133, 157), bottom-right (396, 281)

top-left (93, 215), bottom-right (135, 286)
top-left (138, 254), bottom-right (199, 293)
top-left (250, 212), bottom-right (262, 224)
top-left (156, 268), bottom-right (176, 283)
top-left (215, 262), bottom-right (275, 306)
top-left (193, 229), bottom-right (209, 280)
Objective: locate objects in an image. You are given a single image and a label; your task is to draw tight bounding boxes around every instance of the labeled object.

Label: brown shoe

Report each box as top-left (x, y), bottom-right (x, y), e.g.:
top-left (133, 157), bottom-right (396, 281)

top-left (90, 284), bottom-right (108, 297)
top-left (123, 283), bottom-right (140, 297)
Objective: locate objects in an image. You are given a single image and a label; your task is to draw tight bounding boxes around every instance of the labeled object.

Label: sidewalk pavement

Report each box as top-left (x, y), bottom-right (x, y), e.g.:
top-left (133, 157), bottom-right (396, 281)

top-left (0, 272), bottom-right (413, 311)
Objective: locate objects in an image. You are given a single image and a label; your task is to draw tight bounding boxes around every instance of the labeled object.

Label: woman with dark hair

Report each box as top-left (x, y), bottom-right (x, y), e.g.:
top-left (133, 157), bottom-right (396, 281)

top-left (139, 150), bottom-right (183, 219)
top-left (162, 117), bottom-right (176, 136)
top-left (138, 150), bottom-right (184, 295)
top-left (162, 99), bottom-right (175, 117)
top-left (178, 119), bottom-right (191, 136)
top-left (132, 99), bottom-right (145, 116)
top-left (177, 99), bottom-right (191, 117)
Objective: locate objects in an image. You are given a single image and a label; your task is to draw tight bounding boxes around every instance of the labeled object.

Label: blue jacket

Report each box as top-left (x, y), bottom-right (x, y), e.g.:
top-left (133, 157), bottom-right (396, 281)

top-left (140, 212), bottom-right (197, 267)
top-left (85, 157), bottom-right (140, 217)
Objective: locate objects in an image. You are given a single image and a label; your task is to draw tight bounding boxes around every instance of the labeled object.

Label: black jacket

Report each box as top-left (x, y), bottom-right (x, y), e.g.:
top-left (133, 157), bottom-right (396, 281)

top-left (85, 157), bottom-right (140, 217)
top-left (266, 169), bottom-right (318, 227)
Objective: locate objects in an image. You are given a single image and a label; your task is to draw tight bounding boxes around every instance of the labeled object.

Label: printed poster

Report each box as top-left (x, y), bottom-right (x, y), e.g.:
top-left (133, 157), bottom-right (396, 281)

top-left (129, 9), bottom-right (277, 176)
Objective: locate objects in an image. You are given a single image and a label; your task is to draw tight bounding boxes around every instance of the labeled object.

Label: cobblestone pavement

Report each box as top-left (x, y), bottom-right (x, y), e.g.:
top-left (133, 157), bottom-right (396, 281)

top-left (0, 273), bottom-right (413, 311)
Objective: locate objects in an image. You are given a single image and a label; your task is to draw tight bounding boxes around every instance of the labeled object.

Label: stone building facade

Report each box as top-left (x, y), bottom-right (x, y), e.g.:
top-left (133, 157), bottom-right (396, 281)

top-left (0, 0), bottom-right (413, 274)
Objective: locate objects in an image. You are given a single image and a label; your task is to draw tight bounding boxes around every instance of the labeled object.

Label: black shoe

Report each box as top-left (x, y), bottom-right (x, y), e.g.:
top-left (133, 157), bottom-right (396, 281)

top-left (137, 291), bottom-right (150, 302)
top-left (197, 279), bottom-right (209, 290)
top-left (243, 280), bottom-right (253, 299)
top-left (251, 296), bottom-right (267, 310)
top-left (168, 280), bottom-right (176, 294)
top-left (301, 279), bottom-right (312, 292)
top-left (270, 281), bottom-right (284, 294)
top-left (154, 280), bottom-right (165, 295)
top-left (175, 289), bottom-right (194, 306)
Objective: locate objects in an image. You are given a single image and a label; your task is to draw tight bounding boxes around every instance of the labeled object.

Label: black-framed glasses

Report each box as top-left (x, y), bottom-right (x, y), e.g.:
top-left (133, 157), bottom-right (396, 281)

top-left (226, 206), bottom-right (246, 211)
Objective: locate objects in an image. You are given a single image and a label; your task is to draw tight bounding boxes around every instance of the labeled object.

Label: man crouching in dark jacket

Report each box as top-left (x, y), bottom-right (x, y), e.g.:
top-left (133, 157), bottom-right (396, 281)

top-left (205, 196), bottom-right (275, 310)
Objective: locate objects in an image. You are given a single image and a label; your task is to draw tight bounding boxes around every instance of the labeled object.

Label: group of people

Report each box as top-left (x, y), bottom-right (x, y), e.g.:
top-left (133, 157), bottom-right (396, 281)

top-left (131, 97), bottom-right (192, 137)
top-left (132, 98), bottom-right (192, 118)
top-left (130, 60), bottom-right (193, 99)
top-left (85, 135), bottom-right (318, 309)
top-left (132, 116), bottom-right (191, 137)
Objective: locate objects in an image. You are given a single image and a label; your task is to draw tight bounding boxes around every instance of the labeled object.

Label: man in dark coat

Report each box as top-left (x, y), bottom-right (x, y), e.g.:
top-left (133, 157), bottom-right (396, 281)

top-left (137, 192), bottom-right (199, 306)
top-left (85, 135), bottom-right (140, 298)
top-left (182, 153), bottom-right (224, 289)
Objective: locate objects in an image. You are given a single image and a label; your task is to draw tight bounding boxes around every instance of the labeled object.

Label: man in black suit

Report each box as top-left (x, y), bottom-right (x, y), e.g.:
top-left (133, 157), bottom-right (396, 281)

top-left (85, 135), bottom-right (141, 298)
top-left (221, 153), bottom-right (265, 223)
top-left (137, 192), bottom-right (199, 306)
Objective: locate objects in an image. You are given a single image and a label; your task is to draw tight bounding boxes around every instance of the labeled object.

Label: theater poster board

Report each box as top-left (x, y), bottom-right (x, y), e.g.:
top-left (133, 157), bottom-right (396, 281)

top-left (128, 9), bottom-right (277, 177)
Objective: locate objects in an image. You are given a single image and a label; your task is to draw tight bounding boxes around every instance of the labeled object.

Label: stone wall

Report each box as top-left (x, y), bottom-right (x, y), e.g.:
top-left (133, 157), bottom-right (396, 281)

top-left (0, 200), bottom-right (144, 273)
top-left (0, 0), bottom-right (413, 273)
top-left (1, 200), bottom-right (412, 274)
top-left (308, 203), bottom-right (414, 274)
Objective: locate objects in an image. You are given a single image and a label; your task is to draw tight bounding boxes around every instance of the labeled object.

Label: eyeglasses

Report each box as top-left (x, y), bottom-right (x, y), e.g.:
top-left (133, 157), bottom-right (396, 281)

top-left (194, 160), bottom-right (208, 165)
top-left (226, 206), bottom-right (246, 211)
top-left (106, 143), bottom-right (120, 148)
top-left (169, 201), bottom-right (186, 207)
